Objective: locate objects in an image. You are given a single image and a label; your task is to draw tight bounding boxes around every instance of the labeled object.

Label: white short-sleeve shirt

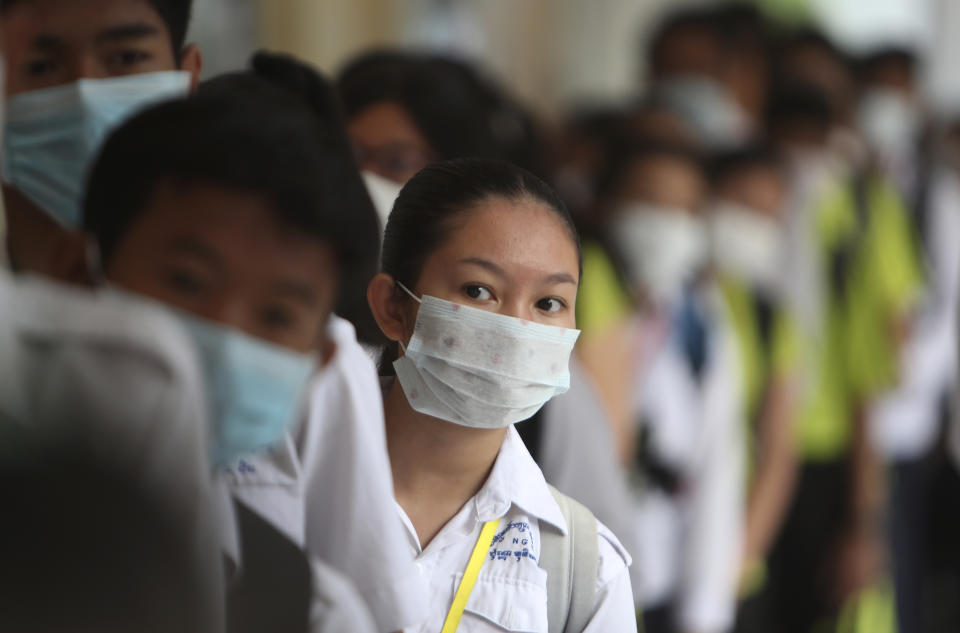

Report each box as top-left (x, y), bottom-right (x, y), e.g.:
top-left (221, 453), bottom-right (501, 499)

top-left (399, 425), bottom-right (637, 633)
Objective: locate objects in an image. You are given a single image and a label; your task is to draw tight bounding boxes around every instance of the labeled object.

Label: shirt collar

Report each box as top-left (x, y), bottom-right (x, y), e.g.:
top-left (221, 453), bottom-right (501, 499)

top-left (474, 425), bottom-right (568, 535)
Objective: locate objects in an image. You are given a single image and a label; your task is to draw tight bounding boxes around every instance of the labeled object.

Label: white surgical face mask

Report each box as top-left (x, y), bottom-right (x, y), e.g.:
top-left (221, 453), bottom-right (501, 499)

top-left (608, 203), bottom-right (707, 306)
top-left (709, 201), bottom-right (785, 295)
top-left (393, 283), bottom-right (580, 429)
top-left (654, 74), bottom-right (751, 149)
top-left (2, 71), bottom-right (192, 228)
top-left (362, 170), bottom-right (402, 236)
top-left (857, 88), bottom-right (921, 165)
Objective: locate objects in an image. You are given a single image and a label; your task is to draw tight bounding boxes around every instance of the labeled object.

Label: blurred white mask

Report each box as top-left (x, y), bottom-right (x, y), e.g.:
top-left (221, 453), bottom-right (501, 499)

top-left (362, 170), bottom-right (401, 236)
top-left (609, 203), bottom-right (707, 305)
top-left (654, 75), bottom-right (752, 149)
top-left (857, 88), bottom-right (922, 166)
top-left (708, 201), bottom-right (785, 295)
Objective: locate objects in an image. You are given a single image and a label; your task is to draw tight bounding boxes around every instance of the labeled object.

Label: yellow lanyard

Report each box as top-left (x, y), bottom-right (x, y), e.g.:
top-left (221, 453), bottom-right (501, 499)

top-left (440, 518), bottom-right (501, 633)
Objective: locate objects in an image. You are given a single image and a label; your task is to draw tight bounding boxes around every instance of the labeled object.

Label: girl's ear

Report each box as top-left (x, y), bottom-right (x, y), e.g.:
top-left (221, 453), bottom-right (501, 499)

top-left (367, 273), bottom-right (411, 344)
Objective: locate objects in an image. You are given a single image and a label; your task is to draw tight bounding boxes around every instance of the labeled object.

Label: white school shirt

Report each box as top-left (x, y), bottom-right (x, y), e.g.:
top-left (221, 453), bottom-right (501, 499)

top-left (630, 290), bottom-right (744, 633)
top-left (871, 167), bottom-right (960, 460)
top-left (223, 315), bottom-right (428, 633)
top-left (0, 273), bottom-right (225, 633)
top-left (399, 425), bottom-right (637, 633)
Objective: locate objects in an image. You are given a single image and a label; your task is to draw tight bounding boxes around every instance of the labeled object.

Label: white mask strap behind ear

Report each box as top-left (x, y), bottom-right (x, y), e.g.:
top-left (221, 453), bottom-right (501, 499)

top-left (395, 280), bottom-right (421, 354)
top-left (396, 280), bottom-right (422, 304)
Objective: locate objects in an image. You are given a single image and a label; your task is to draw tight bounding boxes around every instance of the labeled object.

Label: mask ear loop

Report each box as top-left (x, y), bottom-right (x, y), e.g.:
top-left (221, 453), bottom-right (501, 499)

top-left (395, 280), bottom-right (422, 304)
top-left (394, 280), bottom-right (422, 354)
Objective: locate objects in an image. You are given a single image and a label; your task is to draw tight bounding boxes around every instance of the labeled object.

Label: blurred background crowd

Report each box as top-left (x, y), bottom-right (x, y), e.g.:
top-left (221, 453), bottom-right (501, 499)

top-left (3, 0), bottom-right (960, 632)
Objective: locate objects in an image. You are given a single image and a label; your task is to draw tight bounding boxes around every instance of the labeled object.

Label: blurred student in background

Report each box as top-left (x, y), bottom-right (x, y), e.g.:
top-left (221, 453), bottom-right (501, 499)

top-left (703, 147), bottom-right (803, 631)
top-left (339, 50), bottom-right (546, 185)
top-left (758, 30), bottom-right (923, 633)
top-left (856, 44), bottom-right (960, 633)
top-left (577, 138), bottom-right (744, 633)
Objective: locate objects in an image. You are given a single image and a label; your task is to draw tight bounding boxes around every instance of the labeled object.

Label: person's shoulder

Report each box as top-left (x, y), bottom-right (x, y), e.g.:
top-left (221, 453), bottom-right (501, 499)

top-left (595, 518), bottom-right (632, 590)
top-left (13, 277), bottom-right (197, 377)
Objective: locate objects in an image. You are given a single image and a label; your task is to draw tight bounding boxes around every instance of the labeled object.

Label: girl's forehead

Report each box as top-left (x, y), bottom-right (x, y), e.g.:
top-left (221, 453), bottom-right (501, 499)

top-left (434, 199), bottom-right (579, 272)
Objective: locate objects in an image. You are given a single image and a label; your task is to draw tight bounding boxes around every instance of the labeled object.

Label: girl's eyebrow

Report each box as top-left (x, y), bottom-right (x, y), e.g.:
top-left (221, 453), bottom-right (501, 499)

top-left (459, 257), bottom-right (576, 285)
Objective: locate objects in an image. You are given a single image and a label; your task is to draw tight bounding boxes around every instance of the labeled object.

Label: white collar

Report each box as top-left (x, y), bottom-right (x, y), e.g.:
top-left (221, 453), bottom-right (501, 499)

top-left (473, 425), bottom-right (568, 535)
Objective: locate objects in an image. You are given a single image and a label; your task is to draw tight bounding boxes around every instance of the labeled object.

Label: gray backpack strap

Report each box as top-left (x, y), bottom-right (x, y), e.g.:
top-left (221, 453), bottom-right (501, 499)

top-left (542, 485), bottom-right (599, 633)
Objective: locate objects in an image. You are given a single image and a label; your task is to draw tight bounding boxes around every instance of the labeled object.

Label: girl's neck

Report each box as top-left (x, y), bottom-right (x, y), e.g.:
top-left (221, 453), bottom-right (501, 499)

top-left (384, 380), bottom-right (508, 548)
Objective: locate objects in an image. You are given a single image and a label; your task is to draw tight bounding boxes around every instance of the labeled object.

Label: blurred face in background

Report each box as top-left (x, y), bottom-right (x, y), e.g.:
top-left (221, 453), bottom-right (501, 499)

top-left (651, 23), bottom-right (719, 81)
top-left (607, 153), bottom-right (708, 305)
top-left (616, 154), bottom-right (705, 213)
top-left (780, 43), bottom-right (854, 126)
top-left (709, 165), bottom-right (788, 294)
top-left (715, 165), bottom-right (787, 220)
top-left (348, 99), bottom-right (437, 185)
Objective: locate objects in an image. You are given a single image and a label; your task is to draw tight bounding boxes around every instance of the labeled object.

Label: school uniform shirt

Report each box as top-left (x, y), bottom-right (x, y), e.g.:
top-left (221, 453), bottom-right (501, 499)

top-left (398, 424), bottom-right (636, 633)
top-left (871, 167), bottom-right (960, 460)
top-left (630, 288), bottom-right (745, 633)
top-left (224, 315), bottom-right (428, 633)
top-left (0, 272), bottom-right (225, 633)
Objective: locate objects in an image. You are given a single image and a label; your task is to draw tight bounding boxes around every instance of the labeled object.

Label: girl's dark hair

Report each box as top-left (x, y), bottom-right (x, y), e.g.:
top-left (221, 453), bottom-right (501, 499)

top-left (382, 157), bottom-right (581, 291)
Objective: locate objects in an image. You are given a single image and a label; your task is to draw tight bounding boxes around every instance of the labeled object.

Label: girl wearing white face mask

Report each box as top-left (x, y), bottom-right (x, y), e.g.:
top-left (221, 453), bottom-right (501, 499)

top-left (367, 158), bottom-right (636, 633)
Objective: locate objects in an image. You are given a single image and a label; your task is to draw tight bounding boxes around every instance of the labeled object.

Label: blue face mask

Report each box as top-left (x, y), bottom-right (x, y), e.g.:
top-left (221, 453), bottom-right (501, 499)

top-left (1, 71), bottom-right (191, 228)
top-left (175, 313), bottom-right (317, 467)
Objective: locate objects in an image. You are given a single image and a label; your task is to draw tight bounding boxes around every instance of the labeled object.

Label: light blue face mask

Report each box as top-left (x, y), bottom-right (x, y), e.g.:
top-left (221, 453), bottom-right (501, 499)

top-left (1, 71), bottom-right (192, 228)
top-left (175, 312), bottom-right (317, 467)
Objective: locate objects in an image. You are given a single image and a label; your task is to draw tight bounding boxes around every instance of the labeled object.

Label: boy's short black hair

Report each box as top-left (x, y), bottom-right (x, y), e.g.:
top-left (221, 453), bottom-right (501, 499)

top-left (1, 0), bottom-right (193, 55)
top-left (83, 53), bottom-right (379, 304)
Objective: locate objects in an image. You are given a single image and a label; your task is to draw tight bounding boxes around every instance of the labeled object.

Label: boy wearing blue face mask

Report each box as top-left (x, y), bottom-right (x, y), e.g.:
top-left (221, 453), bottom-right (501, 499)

top-left (0, 0), bottom-right (201, 281)
top-left (83, 53), bottom-right (424, 633)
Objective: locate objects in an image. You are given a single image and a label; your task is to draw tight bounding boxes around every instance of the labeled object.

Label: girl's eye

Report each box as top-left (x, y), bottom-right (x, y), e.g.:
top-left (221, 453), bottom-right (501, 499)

top-left (536, 297), bottom-right (565, 314)
top-left (464, 284), bottom-right (493, 301)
